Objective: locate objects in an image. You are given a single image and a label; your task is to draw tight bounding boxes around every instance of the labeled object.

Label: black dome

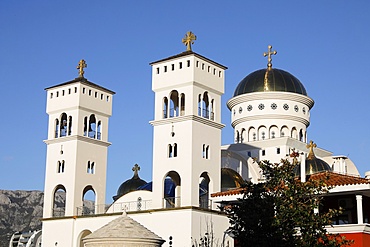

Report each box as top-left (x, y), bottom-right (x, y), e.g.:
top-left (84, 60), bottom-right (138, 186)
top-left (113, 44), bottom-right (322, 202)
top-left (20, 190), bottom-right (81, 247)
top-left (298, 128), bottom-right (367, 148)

top-left (233, 68), bottom-right (307, 97)
top-left (113, 165), bottom-right (147, 201)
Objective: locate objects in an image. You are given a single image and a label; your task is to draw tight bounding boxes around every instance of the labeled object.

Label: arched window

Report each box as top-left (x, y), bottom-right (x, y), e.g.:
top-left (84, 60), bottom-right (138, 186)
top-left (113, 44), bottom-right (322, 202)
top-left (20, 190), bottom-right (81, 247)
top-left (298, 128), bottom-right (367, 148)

top-left (281, 126), bottom-right (289, 138)
top-left (163, 172), bottom-right (181, 208)
top-left (240, 129), bottom-right (245, 143)
top-left (270, 125), bottom-right (278, 139)
top-left (68, 116), bottom-right (72, 135)
top-left (202, 92), bottom-right (209, 119)
top-left (169, 91), bottom-right (179, 117)
top-left (202, 144), bottom-right (210, 159)
top-left (60, 113), bottom-right (67, 137)
top-left (53, 185), bottom-right (66, 217)
top-left (199, 173), bottom-right (210, 209)
top-left (235, 130), bottom-right (240, 143)
top-left (55, 119), bottom-right (59, 138)
top-left (83, 117), bottom-right (88, 136)
top-left (57, 161), bottom-right (65, 173)
top-left (258, 126), bottom-right (267, 141)
top-left (88, 115), bottom-right (96, 138)
top-left (180, 94), bottom-right (185, 116)
top-left (87, 161), bottom-right (95, 174)
top-left (210, 99), bottom-right (214, 120)
top-left (291, 127), bottom-right (298, 139)
top-left (97, 121), bottom-right (101, 140)
top-left (198, 94), bottom-right (202, 116)
top-left (248, 127), bottom-right (256, 142)
top-left (163, 97), bottom-right (168, 118)
top-left (299, 129), bottom-right (303, 141)
top-left (82, 186), bottom-right (95, 215)
top-left (168, 144), bottom-right (173, 158)
top-left (173, 143), bottom-right (177, 157)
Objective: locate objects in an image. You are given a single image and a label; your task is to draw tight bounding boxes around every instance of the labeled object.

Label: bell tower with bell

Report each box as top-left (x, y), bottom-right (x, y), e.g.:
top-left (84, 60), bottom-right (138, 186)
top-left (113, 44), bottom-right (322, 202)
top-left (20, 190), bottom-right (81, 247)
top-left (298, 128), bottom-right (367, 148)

top-left (42, 60), bottom-right (115, 219)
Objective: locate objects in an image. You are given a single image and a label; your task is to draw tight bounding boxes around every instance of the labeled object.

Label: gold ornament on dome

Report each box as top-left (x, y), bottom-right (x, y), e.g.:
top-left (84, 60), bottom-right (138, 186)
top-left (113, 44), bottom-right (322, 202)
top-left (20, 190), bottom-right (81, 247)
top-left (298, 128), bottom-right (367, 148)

top-left (77, 59), bottom-right (87, 78)
top-left (263, 45), bottom-right (277, 68)
top-left (182, 31), bottom-right (197, 51)
top-left (307, 140), bottom-right (317, 160)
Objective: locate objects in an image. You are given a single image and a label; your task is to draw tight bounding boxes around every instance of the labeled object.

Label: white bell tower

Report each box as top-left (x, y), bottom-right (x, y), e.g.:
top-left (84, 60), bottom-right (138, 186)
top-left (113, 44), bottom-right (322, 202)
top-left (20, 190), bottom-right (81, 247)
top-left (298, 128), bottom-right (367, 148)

top-left (43, 60), bottom-right (114, 218)
top-left (150, 32), bottom-right (227, 209)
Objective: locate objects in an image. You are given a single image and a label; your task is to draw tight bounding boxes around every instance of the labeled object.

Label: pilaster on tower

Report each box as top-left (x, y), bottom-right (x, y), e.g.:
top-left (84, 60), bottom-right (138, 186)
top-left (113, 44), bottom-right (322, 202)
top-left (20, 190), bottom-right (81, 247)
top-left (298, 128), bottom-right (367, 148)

top-left (150, 34), bottom-right (227, 209)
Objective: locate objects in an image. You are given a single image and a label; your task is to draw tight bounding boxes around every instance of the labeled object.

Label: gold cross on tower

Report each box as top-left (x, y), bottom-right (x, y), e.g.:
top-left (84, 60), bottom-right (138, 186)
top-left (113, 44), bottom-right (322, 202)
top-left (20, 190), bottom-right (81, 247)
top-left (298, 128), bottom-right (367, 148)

top-left (306, 140), bottom-right (317, 160)
top-left (77, 59), bottom-right (87, 78)
top-left (182, 31), bottom-right (197, 51)
top-left (132, 164), bottom-right (140, 177)
top-left (263, 45), bottom-right (277, 68)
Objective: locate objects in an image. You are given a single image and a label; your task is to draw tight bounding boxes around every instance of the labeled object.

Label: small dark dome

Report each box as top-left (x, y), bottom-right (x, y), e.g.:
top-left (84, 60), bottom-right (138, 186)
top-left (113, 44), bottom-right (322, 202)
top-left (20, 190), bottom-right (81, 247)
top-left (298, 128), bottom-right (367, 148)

top-left (294, 157), bottom-right (332, 176)
top-left (233, 68), bottom-right (307, 97)
top-left (221, 168), bottom-right (245, 191)
top-left (113, 165), bottom-right (147, 201)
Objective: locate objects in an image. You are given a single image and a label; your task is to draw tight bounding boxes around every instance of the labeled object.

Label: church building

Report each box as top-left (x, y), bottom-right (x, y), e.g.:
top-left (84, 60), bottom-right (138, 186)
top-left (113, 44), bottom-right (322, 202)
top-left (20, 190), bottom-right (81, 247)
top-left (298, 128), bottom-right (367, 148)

top-left (28, 32), bottom-right (370, 246)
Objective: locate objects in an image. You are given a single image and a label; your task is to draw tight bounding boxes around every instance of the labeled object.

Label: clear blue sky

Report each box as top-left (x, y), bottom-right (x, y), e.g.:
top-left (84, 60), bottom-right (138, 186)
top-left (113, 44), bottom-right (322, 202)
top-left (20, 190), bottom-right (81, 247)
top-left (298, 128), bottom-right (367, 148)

top-left (1, 1), bottom-right (369, 203)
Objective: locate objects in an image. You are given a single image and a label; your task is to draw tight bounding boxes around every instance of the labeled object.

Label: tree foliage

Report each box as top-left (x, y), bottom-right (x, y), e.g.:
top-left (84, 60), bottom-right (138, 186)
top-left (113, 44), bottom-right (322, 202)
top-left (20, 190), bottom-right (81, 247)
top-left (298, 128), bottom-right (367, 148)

top-left (225, 159), bottom-right (353, 247)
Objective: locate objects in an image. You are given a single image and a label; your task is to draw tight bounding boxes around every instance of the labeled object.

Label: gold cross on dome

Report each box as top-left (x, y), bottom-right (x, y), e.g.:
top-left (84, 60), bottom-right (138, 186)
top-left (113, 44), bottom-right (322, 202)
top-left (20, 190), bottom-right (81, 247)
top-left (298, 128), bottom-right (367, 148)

top-left (263, 45), bottom-right (277, 68)
top-left (306, 140), bottom-right (317, 159)
top-left (77, 59), bottom-right (87, 78)
top-left (132, 164), bottom-right (140, 177)
top-left (182, 31), bottom-right (197, 51)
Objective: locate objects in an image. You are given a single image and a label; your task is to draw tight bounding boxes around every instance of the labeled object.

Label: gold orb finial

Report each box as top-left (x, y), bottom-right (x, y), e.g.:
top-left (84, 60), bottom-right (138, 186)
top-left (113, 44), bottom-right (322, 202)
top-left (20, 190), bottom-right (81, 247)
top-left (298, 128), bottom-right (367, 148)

top-left (263, 45), bottom-right (277, 68)
top-left (182, 31), bottom-right (197, 51)
top-left (77, 59), bottom-right (87, 78)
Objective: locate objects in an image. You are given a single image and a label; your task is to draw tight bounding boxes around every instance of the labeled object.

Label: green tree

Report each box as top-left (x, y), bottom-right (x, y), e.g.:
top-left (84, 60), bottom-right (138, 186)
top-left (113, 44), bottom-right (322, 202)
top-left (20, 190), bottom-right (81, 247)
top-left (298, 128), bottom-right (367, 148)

top-left (225, 159), bottom-right (352, 247)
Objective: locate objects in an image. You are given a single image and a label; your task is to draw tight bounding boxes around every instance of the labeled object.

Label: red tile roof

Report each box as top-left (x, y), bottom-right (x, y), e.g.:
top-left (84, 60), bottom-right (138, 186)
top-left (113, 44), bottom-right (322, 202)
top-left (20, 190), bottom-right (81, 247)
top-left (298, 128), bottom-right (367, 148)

top-left (309, 171), bottom-right (370, 187)
top-left (211, 172), bottom-right (370, 198)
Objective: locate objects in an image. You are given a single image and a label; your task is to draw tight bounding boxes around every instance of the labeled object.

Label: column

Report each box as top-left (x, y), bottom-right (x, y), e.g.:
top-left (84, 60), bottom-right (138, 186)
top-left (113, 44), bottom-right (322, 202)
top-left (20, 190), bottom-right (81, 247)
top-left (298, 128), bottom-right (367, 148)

top-left (356, 195), bottom-right (363, 224)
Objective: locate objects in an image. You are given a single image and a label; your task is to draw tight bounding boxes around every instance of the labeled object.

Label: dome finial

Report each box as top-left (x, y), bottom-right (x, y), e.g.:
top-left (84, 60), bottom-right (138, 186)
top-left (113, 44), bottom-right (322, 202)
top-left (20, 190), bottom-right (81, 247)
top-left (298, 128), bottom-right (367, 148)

top-left (132, 164), bottom-right (140, 178)
top-left (306, 140), bottom-right (317, 160)
top-left (182, 31), bottom-right (197, 51)
top-left (263, 45), bottom-right (277, 68)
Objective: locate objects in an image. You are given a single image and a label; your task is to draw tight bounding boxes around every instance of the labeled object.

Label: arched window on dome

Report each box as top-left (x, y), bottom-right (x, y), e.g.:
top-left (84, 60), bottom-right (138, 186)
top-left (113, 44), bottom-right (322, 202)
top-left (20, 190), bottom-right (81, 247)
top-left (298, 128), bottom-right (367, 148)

top-left (88, 114), bottom-right (96, 138)
top-left (169, 90), bottom-right (179, 117)
top-left (163, 172), bottom-right (181, 208)
top-left (53, 185), bottom-right (66, 217)
top-left (202, 144), bottom-right (209, 159)
top-left (270, 125), bottom-right (278, 139)
top-left (258, 126), bottom-right (267, 141)
top-left (54, 119), bottom-right (59, 138)
top-left (163, 97), bottom-right (168, 118)
top-left (299, 129), bottom-right (304, 142)
top-left (68, 116), bottom-right (72, 135)
top-left (60, 113), bottom-right (68, 137)
top-left (235, 130), bottom-right (240, 143)
top-left (180, 93), bottom-right (185, 116)
top-left (248, 127), bottom-right (256, 142)
top-left (281, 126), bottom-right (289, 138)
top-left (240, 129), bottom-right (246, 143)
top-left (291, 127), bottom-right (298, 139)
top-left (199, 172), bottom-right (210, 209)
top-left (81, 186), bottom-right (96, 215)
